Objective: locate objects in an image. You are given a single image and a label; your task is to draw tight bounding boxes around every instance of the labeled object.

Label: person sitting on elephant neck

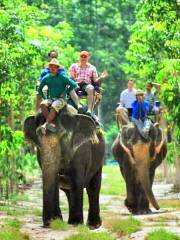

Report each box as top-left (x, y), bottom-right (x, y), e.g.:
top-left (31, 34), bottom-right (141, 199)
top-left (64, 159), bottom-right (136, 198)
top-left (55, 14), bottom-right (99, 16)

top-left (38, 58), bottom-right (82, 134)
top-left (35, 50), bottom-right (66, 113)
top-left (131, 90), bottom-right (151, 139)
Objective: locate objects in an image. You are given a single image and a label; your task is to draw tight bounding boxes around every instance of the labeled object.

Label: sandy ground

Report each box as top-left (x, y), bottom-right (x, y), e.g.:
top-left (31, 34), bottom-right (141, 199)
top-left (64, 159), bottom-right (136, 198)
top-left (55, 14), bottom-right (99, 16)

top-left (0, 178), bottom-right (180, 240)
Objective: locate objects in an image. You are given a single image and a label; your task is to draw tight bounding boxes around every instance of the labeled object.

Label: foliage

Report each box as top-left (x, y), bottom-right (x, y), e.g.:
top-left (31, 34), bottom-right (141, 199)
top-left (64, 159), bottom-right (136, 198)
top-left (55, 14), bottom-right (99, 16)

top-left (146, 228), bottom-right (180, 240)
top-left (25, 0), bottom-right (138, 125)
top-left (50, 219), bottom-right (70, 231)
top-left (110, 217), bottom-right (141, 236)
top-left (101, 166), bottom-right (125, 195)
top-left (0, 218), bottom-right (29, 240)
top-left (124, 0), bottom-right (180, 141)
top-left (0, 0), bottom-right (77, 198)
top-left (65, 231), bottom-right (115, 240)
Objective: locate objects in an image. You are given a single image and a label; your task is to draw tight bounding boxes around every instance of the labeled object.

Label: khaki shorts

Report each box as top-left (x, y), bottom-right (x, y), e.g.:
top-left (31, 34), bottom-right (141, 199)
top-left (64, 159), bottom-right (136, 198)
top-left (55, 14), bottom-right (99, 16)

top-left (41, 98), bottom-right (66, 112)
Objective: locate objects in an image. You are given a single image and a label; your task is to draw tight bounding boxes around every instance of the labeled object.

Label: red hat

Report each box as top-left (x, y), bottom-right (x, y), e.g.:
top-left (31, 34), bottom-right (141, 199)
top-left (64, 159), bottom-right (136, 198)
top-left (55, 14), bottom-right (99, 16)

top-left (80, 51), bottom-right (89, 57)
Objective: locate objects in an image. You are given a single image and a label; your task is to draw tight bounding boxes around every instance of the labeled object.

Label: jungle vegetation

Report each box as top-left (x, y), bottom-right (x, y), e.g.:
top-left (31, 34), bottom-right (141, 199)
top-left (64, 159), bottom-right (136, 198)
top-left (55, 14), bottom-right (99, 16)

top-left (0, 0), bottom-right (179, 198)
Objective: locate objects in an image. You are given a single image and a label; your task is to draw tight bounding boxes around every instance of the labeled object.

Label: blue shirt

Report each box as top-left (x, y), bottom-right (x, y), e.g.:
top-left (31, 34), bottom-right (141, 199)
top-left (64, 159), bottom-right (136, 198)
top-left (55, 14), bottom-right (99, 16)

top-left (40, 67), bottom-right (66, 81)
top-left (132, 100), bottom-right (150, 120)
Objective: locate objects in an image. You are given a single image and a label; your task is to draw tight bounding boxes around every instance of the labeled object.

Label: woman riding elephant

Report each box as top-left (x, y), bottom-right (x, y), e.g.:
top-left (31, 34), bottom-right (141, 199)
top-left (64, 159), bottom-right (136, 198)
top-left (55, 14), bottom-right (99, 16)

top-left (24, 104), bottom-right (105, 228)
top-left (112, 105), bottom-right (167, 214)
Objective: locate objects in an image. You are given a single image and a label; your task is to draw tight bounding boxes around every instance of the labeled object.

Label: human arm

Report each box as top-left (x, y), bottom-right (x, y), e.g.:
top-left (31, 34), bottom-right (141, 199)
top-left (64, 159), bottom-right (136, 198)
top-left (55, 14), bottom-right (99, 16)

top-left (119, 91), bottom-right (125, 107)
top-left (61, 74), bottom-right (78, 92)
top-left (39, 68), bottom-right (49, 81)
top-left (69, 65), bottom-right (76, 80)
top-left (94, 70), bottom-right (108, 82)
top-left (38, 78), bottom-right (47, 99)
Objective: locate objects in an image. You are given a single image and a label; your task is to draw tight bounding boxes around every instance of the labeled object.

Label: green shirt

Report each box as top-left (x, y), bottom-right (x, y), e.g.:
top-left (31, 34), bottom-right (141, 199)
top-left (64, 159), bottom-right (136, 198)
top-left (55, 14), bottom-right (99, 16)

top-left (38, 73), bottom-right (78, 99)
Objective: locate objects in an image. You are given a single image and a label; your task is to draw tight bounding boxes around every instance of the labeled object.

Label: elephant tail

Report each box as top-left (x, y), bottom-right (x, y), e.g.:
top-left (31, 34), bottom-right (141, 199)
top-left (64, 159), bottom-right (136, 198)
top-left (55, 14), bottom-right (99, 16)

top-left (136, 167), bottom-right (160, 210)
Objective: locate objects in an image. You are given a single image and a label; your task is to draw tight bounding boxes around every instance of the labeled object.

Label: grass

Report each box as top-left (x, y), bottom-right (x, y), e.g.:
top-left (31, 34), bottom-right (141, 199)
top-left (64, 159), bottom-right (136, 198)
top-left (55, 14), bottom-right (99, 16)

top-left (0, 218), bottom-right (29, 240)
top-left (147, 215), bottom-right (180, 223)
top-left (10, 193), bottom-right (29, 204)
top-left (159, 200), bottom-right (180, 209)
top-left (50, 219), bottom-right (70, 231)
top-left (0, 227), bottom-right (30, 240)
top-left (32, 208), bottom-right (42, 216)
top-left (146, 229), bottom-right (180, 240)
top-left (65, 232), bottom-right (116, 240)
top-left (0, 205), bottom-right (29, 216)
top-left (101, 166), bottom-right (126, 195)
top-left (4, 218), bottom-right (22, 229)
top-left (105, 216), bottom-right (141, 236)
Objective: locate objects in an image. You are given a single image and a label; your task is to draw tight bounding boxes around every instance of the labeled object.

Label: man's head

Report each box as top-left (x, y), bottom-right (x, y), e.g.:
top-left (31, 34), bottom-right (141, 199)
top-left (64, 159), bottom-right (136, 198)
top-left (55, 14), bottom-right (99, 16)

top-left (146, 82), bottom-right (153, 92)
top-left (79, 50), bottom-right (89, 64)
top-left (48, 50), bottom-right (58, 62)
top-left (156, 84), bottom-right (161, 92)
top-left (136, 89), bottom-right (144, 102)
top-left (48, 58), bottom-right (60, 76)
top-left (127, 79), bottom-right (134, 91)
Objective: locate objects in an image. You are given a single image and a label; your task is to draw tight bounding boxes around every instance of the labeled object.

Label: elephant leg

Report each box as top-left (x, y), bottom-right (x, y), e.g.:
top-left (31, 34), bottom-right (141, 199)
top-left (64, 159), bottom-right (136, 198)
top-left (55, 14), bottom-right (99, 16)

top-left (42, 164), bottom-right (62, 227)
top-left (68, 187), bottom-right (84, 225)
top-left (68, 169), bottom-right (84, 225)
top-left (86, 167), bottom-right (102, 229)
top-left (121, 163), bottom-right (138, 213)
top-left (135, 182), bottom-right (151, 214)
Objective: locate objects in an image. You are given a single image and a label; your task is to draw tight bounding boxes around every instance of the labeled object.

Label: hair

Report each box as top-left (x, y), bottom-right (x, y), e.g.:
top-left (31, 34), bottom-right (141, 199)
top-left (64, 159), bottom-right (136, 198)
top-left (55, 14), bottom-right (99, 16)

top-left (48, 50), bottom-right (58, 58)
top-left (146, 82), bottom-right (153, 87)
top-left (127, 79), bottom-right (134, 83)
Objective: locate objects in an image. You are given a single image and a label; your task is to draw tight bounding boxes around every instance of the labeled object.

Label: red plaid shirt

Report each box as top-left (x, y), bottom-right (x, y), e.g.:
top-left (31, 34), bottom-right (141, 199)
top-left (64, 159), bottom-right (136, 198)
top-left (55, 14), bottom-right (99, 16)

top-left (69, 63), bottom-right (98, 84)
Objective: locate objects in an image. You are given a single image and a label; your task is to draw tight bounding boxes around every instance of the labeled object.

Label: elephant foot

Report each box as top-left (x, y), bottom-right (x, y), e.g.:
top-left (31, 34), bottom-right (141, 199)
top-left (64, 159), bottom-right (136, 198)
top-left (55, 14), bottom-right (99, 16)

top-left (132, 208), bottom-right (152, 215)
top-left (68, 216), bottom-right (83, 225)
top-left (87, 218), bottom-right (102, 230)
top-left (43, 215), bottom-right (63, 228)
top-left (124, 199), bottom-right (137, 214)
top-left (43, 220), bottom-right (51, 228)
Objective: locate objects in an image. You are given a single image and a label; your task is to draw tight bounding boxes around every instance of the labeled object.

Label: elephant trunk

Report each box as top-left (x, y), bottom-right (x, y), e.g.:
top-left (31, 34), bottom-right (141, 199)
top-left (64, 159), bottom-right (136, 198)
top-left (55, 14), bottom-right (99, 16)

top-left (136, 165), bottom-right (160, 210)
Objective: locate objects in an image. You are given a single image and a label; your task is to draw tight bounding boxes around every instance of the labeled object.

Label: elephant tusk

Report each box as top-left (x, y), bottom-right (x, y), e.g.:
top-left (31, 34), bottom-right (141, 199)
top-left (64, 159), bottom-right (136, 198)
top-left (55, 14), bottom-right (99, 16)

top-left (119, 137), bottom-right (135, 165)
top-left (155, 139), bottom-right (164, 154)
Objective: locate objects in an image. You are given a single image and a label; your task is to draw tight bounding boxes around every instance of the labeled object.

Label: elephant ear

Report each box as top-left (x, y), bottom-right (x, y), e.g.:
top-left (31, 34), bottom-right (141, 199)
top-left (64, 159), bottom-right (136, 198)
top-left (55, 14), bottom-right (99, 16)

top-left (23, 116), bottom-right (39, 145)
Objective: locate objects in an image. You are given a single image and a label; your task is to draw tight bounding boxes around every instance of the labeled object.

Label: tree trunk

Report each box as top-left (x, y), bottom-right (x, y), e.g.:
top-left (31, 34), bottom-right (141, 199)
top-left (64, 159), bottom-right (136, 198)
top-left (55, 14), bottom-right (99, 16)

top-left (173, 138), bottom-right (180, 192)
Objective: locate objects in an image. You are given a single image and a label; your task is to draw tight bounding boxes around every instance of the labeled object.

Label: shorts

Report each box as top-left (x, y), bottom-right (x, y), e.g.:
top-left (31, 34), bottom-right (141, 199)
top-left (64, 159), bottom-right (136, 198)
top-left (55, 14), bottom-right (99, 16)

top-left (76, 82), bottom-right (95, 96)
top-left (40, 98), bottom-right (65, 113)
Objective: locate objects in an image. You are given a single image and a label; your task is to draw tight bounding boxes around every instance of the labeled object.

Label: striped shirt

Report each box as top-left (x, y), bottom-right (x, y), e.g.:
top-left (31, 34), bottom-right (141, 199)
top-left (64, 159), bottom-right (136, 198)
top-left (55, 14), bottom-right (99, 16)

top-left (69, 63), bottom-right (98, 84)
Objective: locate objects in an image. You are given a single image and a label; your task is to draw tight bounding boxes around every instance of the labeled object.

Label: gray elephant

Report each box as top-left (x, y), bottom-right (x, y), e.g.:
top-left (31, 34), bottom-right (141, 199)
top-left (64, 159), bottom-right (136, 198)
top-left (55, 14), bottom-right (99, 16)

top-left (112, 107), bottom-right (167, 214)
top-left (24, 105), bottom-right (105, 228)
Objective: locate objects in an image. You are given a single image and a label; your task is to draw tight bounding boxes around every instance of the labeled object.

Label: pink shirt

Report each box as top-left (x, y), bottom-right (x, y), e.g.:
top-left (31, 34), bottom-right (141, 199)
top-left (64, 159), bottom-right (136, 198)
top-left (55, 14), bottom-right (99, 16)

top-left (69, 63), bottom-right (98, 84)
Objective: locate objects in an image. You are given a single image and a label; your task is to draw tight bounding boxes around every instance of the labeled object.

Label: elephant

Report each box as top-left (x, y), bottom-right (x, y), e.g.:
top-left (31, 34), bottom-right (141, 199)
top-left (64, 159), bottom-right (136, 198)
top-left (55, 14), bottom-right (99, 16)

top-left (23, 104), bottom-right (105, 228)
top-left (112, 107), bottom-right (167, 214)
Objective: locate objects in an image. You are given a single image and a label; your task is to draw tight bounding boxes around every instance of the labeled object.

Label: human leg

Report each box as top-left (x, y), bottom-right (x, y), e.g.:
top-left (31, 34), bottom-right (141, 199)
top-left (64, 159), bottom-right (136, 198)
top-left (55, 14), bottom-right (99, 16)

top-left (85, 84), bottom-right (95, 114)
top-left (35, 94), bottom-right (42, 113)
top-left (69, 89), bottom-right (84, 113)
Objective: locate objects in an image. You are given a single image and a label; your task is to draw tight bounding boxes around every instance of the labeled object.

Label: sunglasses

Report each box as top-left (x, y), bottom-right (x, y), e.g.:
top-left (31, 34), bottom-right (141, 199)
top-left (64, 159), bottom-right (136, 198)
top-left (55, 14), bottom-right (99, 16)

top-left (80, 55), bottom-right (88, 58)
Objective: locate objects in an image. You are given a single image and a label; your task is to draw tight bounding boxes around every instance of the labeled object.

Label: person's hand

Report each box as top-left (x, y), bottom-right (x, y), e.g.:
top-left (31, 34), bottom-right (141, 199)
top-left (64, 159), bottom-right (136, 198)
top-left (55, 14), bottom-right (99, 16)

top-left (100, 70), bottom-right (108, 80)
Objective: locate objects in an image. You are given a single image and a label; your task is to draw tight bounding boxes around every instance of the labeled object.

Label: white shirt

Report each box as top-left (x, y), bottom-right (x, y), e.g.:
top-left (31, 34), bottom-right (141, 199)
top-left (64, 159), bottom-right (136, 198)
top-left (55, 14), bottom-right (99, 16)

top-left (120, 88), bottom-right (136, 108)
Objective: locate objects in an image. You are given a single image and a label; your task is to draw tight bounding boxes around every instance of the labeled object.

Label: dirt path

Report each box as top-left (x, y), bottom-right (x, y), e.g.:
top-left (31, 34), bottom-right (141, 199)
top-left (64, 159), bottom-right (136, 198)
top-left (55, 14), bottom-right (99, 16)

top-left (1, 178), bottom-right (180, 239)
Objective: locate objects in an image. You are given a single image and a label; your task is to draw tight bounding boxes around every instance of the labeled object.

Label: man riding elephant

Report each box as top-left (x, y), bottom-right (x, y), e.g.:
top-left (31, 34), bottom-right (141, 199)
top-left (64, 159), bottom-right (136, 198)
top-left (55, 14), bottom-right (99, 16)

top-left (112, 102), bottom-right (167, 214)
top-left (37, 58), bottom-right (83, 134)
top-left (24, 104), bottom-right (105, 228)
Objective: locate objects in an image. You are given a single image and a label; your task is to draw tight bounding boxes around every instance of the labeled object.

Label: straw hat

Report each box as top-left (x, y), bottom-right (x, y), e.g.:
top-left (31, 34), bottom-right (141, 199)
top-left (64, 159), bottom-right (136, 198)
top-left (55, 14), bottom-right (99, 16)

top-left (48, 58), bottom-right (60, 68)
top-left (135, 89), bottom-right (144, 96)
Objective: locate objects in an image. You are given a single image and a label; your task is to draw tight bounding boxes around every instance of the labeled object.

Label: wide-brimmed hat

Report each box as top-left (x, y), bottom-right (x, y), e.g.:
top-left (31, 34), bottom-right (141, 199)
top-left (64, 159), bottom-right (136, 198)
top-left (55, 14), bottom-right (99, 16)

top-left (136, 89), bottom-right (144, 96)
top-left (48, 58), bottom-right (60, 68)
